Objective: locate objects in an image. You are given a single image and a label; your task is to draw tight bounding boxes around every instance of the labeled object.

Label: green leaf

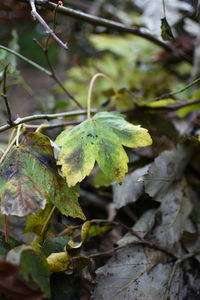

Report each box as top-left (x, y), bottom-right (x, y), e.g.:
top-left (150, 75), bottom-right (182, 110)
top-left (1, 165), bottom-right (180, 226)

top-left (161, 17), bottom-right (174, 41)
top-left (42, 236), bottom-right (70, 257)
top-left (55, 112), bottom-right (152, 186)
top-left (20, 249), bottom-right (51, 297)
top-left (0, 132), bottom-right (84, 219)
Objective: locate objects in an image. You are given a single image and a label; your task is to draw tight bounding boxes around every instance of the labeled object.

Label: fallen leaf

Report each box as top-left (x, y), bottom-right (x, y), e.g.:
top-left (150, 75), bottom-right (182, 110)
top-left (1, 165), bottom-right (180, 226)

top-left (143, 146), bottom-right (193, 250)
top-left (94, 245), bottom-right (182, 300)
top-left (144, 144), bottom-right (191, 200)
top-left (113, 165), bottom-right (149, 209)
top-left (152, 179), bottom-right (193, 250)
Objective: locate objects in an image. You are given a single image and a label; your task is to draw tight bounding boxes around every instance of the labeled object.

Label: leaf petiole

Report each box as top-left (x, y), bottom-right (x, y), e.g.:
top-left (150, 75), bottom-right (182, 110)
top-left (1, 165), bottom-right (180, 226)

top-left (87, 73), bottom-right (117, 119)
top-left (16, 124), bottom-right (23, 147)
top-left (40, 205), bottom-right (56, 238)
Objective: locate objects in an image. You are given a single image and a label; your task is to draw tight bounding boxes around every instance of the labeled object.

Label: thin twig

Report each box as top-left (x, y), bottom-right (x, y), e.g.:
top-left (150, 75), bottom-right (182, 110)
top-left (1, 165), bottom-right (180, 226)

top-left (0, 109), bottom-right (95, 133)
top-left (33, 38), bottom-right (83, 109)
top-left (34, 0), bottom-right (192, 63)
top-left (0, 45), bottom-right (82, 109)
top-left (40, 205), bottom-right (56, 237)
top-left (154, 76), bottom-right (200, 100)
top-left (162, 0), bottom-right (166, 18)
top-left (29, 0), bottom-right (68, 50)
top-left (90, 219), bottom-right (176, 258)
top-left (45, 2), bottom-right (59, 49)
top-left (0, 92), bottom-right (200, 134)
top-left (0, 45), bottom-right (52, 76)
top-left (25, 120), bottom-right (80, 130)
top-left (164, 250), bottom-right (200, 300)
top-left (1, 65), bottom-right (13, 125)
top-left (0, 136), bottom-right (18, 165)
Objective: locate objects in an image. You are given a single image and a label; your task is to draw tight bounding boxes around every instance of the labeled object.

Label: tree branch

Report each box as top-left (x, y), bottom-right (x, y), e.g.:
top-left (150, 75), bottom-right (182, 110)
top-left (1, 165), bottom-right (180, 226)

top-left (153, 76), bottom-right (200, 100)
top-left (25, 120), bottom-right (80, 130)
top-left (0, 95), bottom-right (199, 134)
top-left (33, 38), bottom-right (83, 109)
top-left (0, 45), bottom-right (82, 109)
top-left (0, 45), bottom-right (52, 76)
top-left (29, 0), bottom-right (68, 50)
top-left (33, 0), bottom-right (192, 63)
top-left (0, 109), bottom-right (96, 133)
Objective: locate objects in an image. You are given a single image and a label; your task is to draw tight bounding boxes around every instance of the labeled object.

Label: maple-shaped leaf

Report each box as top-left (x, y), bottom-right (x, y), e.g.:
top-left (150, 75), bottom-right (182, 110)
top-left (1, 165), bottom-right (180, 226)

top-left (0, 132), bottom-right (84, 218)
top-left (55, 112), bottom-right (152, 186)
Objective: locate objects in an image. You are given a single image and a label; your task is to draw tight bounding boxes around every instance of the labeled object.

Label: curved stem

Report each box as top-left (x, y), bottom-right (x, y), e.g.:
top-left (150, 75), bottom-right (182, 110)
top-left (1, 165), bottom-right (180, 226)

top-left (87, 73), bottom-right (117, 119)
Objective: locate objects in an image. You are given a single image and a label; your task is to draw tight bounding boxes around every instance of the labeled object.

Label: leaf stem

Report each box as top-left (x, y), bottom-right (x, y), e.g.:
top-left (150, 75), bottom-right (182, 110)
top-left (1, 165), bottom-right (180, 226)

top-left (87, 73), bottom-right (117, 119)
top-left (162, 0), bottom-right (166, 18)
top-left (0, 136), bottom-right (17, 165)
top-left (40, 205), bottom-right (56, 237)
top-left (16, 124), bottom-right (23, 147)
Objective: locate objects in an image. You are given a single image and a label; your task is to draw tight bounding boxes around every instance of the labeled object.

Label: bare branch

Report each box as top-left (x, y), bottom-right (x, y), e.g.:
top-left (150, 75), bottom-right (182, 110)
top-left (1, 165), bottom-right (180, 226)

top-left (34, 0), bottom-right (192, 64)
top-left (25, 120), bottom-right (80, 130)
top-left (33, 38), bottom-right (83, 109)
top-left (29, 0), bottom-right (68, 51)
top-left (0, 109), bottom-right (96, 133)
top-left (0, 45), bottom-right (52, 76)
top-left (0, 44), bottom-right (83, 109)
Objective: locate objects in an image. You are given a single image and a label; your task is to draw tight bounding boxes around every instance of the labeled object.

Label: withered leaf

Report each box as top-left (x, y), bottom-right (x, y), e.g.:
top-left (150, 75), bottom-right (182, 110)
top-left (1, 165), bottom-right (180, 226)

top-left (0, 132), bottom-right (84, 218)
top-left (94, 245), bottom-right (182, 300)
